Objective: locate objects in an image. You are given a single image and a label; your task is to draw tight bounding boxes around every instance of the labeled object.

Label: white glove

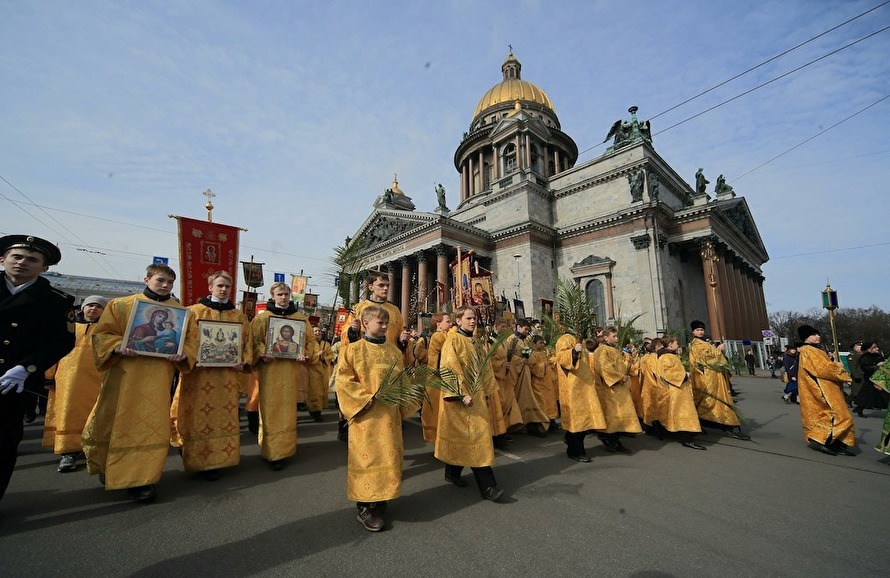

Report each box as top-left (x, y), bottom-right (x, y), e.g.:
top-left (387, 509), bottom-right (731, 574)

top-left (0, 365), bottom-right (29, 395)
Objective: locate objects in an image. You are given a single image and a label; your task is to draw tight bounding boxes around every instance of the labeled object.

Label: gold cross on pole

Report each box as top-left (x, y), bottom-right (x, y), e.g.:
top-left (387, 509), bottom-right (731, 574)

top-left (203, 189), bottom-right (215, 222)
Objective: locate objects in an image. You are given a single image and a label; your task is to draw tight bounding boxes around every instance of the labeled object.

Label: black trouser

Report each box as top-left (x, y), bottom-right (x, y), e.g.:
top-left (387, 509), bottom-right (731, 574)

top-left (565, 431), bottom-right (587, 456)
top-left (0, 393), bottom-right (26, 500)
top-left (597, 432), bottom-right (622, 446)
top-left (444, 463), bottom-right (496, 491)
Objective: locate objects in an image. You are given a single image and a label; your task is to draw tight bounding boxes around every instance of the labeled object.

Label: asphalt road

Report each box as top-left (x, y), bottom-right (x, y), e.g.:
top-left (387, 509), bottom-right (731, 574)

top-left (1, 374), bottom-right (887, 578)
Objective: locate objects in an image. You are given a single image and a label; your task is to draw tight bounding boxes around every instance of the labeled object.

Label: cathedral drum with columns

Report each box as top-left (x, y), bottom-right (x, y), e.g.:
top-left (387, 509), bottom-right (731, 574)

top-left (342, 50), bottom-right (769, 352)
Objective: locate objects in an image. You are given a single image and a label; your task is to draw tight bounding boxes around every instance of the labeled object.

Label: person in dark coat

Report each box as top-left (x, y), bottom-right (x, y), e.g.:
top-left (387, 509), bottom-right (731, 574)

top-left (0, 235), bottom-right (75, 500)
top-left (781, 344), bottom-right (800, 404)
top-left (854, 342), bottom-right (887, 417)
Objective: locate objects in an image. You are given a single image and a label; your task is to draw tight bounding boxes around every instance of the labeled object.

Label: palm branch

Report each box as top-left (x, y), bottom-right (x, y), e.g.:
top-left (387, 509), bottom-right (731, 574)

top-left (554, 277), bottom-right (597, 338)
top-left (426, 333), bottom-right (509, 399)
top-left (369, 361), bottom-right (428, 409)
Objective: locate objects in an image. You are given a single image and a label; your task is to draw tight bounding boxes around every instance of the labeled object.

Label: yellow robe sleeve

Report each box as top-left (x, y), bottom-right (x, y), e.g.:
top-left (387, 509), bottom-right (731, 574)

top-left (594, 345), bottom-right (627, 387)
top-left (801, 347), bottom-right (851, 383)
top-left (658, 353), bottom-right (688, 388)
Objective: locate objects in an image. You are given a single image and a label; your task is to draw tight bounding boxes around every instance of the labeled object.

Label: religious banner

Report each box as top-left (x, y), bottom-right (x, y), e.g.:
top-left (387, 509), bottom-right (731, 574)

top-left (241, 291), bottom-right (258, 321)
top-left (470, 273), bottom-right (494, 326)
top-left (450, 248), bottom-right (473, 307)
top-left (242, 261), bottom-right (264, 288)
top-left (333, 307), bottom-right (349, 338)
top-left (291, 275), bottom-right (308, 306)
top-left (176, 216), bottom-right (240, 306)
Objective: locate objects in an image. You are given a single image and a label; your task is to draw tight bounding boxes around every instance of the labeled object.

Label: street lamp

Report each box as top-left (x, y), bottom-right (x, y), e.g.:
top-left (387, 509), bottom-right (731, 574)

top-left (513, 254), bottom-right (522, 299)
top-left (821, 282), bottom-right (840, 361)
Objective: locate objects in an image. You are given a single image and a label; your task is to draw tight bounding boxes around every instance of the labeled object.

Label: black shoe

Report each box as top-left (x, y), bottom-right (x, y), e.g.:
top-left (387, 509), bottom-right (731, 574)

top-left (199, 469), bottom-right (223, 481)
top-left (98, 473), bottom-right (106, 486)
top-left (829, 442), bottom-right (856, 456)
top-left (247, 411), bottom-right (259, 435)
top-left (338, 420), bottom-right (349, 443)
top-left (726, 428), bottom-right (751, 441)
top-left (310, 411), bottom-right (323, 422)
top-left (297, 402), bottom-right (308, 412)
top-left (493, 437), bottom-right (509, 450)
top-left (854, 406), bottom-right (865, 417)
top-left (481, 486), bottom-right (504, 501)
top-left (127, 485), bottom-right (157, 503)
top-left (807, 439), bottom-right (838, 456)
top-left (548, 422), bottom-right (562, 433)
top-left (444, 474), bottom-right (468, 487)
top-left (613, 442), bottom-right (632, 454)
top-left (501, 435), bottom-right (514, 443)
top-left (356, 506), bottom-right (384, 532)
top-left (527, 427), bottom-right (546, 438)
top-left (269, 460), bottom-right (284, 471)
top-left (681, 441), bottom-right (707, 451)
top-left (568, 453), bottom-right (592, 463)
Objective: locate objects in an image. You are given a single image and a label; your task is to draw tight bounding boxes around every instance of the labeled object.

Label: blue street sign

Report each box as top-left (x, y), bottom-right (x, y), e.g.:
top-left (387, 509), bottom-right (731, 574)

top-left (153, 256), bottom-right (169, 264)
top-left (274, 273), bottom-right (285, 283)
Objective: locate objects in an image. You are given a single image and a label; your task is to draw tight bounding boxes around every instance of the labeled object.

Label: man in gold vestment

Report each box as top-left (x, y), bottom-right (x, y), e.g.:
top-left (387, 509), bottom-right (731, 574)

top-left (687, 320), bottom-right (750, 440)
top-left (82, 264), bottom-right (196, 503)
top-left (591, 326), bottom-right (642, 453)
top-left (307, 324), bottom-right (333, 422)
top-left (656, 337), bottom-right (705, 450)
top-left (504, 319), bottom-right (550, 437)
top-left (171, 271), bottom-right (251, 481)
top-left (554, 332), bottom-right (606, 462)
top-left (250, 282), bottom-right (317, 470)
top-left (796, 324), bottom-right (856, 456)
top-left (336, 305), bottom-right (416, 532)
top-left (421, 312), bottom-right (451, 443)
top-left (43, 295), bottom-right (107, 473)
top-left (436, 306), bottom-right (503, 501)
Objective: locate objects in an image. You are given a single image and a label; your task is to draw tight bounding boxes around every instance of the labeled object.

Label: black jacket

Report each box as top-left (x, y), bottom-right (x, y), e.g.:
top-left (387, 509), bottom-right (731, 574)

top-left (0, 274), bottom-right (75, 394)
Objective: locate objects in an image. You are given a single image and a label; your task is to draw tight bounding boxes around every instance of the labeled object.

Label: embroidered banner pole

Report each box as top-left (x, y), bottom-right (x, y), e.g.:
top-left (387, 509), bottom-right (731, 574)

top-left (171, 215), bottom-right (242, 306)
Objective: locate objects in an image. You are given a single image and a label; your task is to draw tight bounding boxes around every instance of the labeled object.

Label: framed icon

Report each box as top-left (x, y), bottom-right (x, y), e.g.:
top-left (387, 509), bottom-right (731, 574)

top-left (196, 320), bottom-right (243, 368)
top-left (123, 300), bottom-right (188, 358)
top-left (266, 316), bottom-right (306, 359)
top-left (513, 299), bottom-right (526, 321)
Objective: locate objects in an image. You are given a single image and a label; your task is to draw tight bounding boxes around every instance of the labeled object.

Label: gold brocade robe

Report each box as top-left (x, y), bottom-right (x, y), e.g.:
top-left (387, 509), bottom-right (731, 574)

top-left (171, 304), bottom-right (251, 472)
top-left (407, 336), bottom-right (428, 368)
top-left (529, 349), bottom-right (558, 420)
top-left (82, 294), bottom-right (196, 490)
top-left (308, 339), bottom-right (334, 412)
top-left (44, 321), bottom-right (103, 454)
top-left (688, 338), bottom-right (740, 426)
top-left (591, 344), bottom-right (642, 434)
top-left (798, 344), bottom-right (855, 447)
top-left (340, 300), bottom-right (405, 349)
top-left (542, 354), bottom-right (561, 420)
top-left (490, 339), bottom-right (523, 432)
top-left (435, 331), bottom-right (495, 467)
top-left (638, 352), bottom-right (666, 426)
top-left (421, 331), bottom-right (448, 443)
top-left (554, 334), bottom-right (606, 433)
top-left (336, 338), bottom-right (412, 502)
top-left (656, 351), bottom-right (701, 433)
top-left (625, 351), bottom-right (644, 417)
top-left (505, 334), bottom-right (550, 428)
top-left (250, 311), bottom-right (318, 461)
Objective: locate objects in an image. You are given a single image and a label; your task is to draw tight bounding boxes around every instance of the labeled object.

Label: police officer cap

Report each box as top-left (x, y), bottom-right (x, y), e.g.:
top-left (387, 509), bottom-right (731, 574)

top-left (690, 320), bottom-right (706, 331)
top-left (0, 234), bottom-right (62, 266)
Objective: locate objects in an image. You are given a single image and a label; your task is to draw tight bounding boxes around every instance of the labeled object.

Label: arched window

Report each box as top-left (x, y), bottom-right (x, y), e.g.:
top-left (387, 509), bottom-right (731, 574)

top-left (504, 143), bottom-right (517, 174)
top-left (586, 278), bottom-right (606, 326)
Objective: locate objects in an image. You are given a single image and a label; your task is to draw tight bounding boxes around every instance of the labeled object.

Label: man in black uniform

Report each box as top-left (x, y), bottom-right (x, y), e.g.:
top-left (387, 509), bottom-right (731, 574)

top-left (0, 235), bottom-right (75, 500)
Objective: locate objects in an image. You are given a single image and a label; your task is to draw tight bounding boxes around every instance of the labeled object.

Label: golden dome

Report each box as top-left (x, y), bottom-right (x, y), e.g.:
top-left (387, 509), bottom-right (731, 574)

top-left (472, 51), bottom-right (555, 120)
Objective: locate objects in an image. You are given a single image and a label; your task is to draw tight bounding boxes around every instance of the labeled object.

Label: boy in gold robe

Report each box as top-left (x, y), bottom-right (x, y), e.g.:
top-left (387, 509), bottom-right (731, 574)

top-left (436, 306), bottom-right (504, 501)
top-left (171, 271), bottom-right (251, 481)
top-left (336, 305), bottom-right (415, 532)
top-left (656, 337), bottom-right (705, 450)
top-left (43, 295), bottom-right (107, 473)
top-left (82, 264), bottom-right (196, 503)
top-left (591, 326), bottom-right (642, 453)
top-left (307, 324), bottom-right (333, 422)
top-left (554, 332), bottom-right (606, 462)
top-left (504, 319), bottom-right (550, 437)
top-left (687, 320), bottom-right (750, 440)
top-left (797, 324), bottom-right (856, 456)
top-left (250, 282), bottom-right (317, 470)
top-left (421, 312), bottom-right (452, 443)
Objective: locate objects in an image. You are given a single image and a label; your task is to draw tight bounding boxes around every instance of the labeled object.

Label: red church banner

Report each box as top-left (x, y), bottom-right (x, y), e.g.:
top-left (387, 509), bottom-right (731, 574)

top-left (175, 216), bottom-right (240, 306)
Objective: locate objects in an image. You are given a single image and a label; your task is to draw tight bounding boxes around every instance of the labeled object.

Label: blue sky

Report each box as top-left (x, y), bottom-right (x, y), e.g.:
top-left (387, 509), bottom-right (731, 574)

top-left (2, 0), bottom-right (888, 315)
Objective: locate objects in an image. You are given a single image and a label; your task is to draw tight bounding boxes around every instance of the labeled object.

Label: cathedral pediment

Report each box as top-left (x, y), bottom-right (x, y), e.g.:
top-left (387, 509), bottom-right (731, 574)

top-left (355, 212), bottom-right (431, 250)
top-left (714, 198), bottom-right (769, 261)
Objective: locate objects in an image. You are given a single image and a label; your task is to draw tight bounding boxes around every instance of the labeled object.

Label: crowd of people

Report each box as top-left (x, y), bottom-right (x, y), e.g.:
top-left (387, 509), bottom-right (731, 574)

top-left (1, 234), bottom-right (887, 535)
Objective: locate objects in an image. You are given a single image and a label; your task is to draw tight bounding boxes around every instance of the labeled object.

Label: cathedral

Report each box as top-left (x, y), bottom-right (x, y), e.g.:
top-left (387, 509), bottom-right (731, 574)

top-left (344, 51), bottom-right (769, 348)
